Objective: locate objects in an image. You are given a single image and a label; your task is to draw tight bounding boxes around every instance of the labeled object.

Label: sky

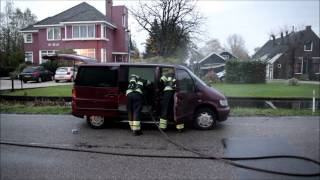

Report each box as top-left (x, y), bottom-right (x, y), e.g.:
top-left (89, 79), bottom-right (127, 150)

top-left (1, 0), bottom-right (319, 55)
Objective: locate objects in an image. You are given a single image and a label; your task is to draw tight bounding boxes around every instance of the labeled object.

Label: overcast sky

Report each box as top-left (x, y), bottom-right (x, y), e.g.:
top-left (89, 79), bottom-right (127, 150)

top-left (2, 0), bottom-right (319, 55)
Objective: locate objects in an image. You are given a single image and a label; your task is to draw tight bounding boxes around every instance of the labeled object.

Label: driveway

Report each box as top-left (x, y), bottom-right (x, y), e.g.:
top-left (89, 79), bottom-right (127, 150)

top-left (0, 78), bottom-right (72, 90)
top-left (1, 114), bottom-right (319, 179)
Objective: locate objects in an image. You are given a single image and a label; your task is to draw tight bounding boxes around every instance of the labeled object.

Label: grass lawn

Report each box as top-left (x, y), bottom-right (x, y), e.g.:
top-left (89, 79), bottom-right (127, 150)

top-left (0, 82), bottom-right (319, 98)
top-left (0, 103), bottom-right (71, 114)
top-left (1, 85), bottom-right (72, 97)
top-left (213, 82), bottom-right (319, 98)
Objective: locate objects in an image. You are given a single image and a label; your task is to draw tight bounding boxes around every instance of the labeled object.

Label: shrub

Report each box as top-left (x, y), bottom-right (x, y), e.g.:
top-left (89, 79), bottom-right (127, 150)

top-left (41, 60), bottom-right (59, 73)
top-left (288, 78), bottom-right (299, 86)
top-left (225, 60), bottom-right (266, 83)
top-left (202, 70), bottom-right (220, 85)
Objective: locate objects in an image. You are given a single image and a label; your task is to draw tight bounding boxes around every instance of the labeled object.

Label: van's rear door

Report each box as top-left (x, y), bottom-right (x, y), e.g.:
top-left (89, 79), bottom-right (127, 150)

top-left (74, 66), bottom-right (119, 116)
top-left (174, 68), bottom-right (197, 123)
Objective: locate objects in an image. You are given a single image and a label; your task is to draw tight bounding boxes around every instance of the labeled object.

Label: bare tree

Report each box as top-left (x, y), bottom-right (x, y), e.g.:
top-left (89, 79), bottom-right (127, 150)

top-left (225, 34), bottom-right (249, 60)
top-left (200, 38), bottom-right (224, 56)
top-left (131, 0), bottom-right (204, 61)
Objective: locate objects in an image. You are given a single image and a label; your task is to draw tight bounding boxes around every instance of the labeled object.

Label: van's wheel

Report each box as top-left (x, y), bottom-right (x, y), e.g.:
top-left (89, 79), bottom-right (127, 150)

top-left (193, 108), bottom-right (216, 130)
top-left (86, 116), bottom-right (105, 129)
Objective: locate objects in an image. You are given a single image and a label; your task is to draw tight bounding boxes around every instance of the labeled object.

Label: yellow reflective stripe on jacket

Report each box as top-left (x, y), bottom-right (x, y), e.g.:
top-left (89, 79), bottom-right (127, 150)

top-left (176, 124), bottom-right (184, 130)
top-left (160, 76), bottom-right (167, 82)
top-left (128, 121), bottom-right (133, 130)
top-left (159, 118), bottom-right (167, 129)
top-left (132, 121), bottom-right (141, 130)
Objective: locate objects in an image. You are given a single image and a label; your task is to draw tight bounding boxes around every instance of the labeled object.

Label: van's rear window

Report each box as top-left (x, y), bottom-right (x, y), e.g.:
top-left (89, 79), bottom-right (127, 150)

top-left (75, 67), bottom-right (118, 87)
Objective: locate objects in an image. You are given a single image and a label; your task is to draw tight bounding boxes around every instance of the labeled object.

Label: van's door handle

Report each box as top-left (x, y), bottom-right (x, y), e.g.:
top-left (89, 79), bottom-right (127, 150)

top-left (104, 95), bottom-right (115, 98)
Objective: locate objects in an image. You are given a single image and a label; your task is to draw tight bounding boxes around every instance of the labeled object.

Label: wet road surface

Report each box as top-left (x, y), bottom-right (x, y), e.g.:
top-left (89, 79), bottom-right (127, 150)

top-left (0, 114), bottom-right (319, 179)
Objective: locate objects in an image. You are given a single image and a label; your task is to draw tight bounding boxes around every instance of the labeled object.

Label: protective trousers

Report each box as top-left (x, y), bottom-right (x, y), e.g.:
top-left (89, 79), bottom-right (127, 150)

top-left (160, 90), bottom-right (174, 130)
top-left (127, 92), bottom-right (143, 131)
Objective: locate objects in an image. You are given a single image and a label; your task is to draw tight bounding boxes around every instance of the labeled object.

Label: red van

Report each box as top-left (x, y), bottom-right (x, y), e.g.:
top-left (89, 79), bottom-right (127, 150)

top-left (71, 63), bottom-right (230, 130)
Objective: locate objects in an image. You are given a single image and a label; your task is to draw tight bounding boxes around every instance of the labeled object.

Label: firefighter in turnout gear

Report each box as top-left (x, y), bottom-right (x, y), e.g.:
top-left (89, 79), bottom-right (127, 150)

top-left (159, 69), bottom-right (184, 132)
top-left (126, 74), bottom-right (145, 136)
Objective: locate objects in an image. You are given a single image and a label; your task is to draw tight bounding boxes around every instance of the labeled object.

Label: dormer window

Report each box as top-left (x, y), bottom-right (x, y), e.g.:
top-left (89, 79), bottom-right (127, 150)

top-left (23, 33), bottom-right (33, 43)
top-left (47, 27), bottom-right (61, 41)
top-left (304, 41), bottom-right (313, 51)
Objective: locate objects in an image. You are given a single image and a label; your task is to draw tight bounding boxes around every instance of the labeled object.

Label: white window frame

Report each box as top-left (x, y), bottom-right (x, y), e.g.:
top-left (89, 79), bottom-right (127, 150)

top-left (24, 51), bottom-right (33, 63)
top-left (23, 33), bottom-right (33, 43)
top-left (72, 24), bottom-right (95, 39)
top-left (295, 57), bottom-right (303, 74)
top-left (122, 14), bottom-right (127, 27)
top-left (100, 24), bottom-right (107, 39)
top-left (101, 48), bottom-right (107, 62)
top-left (39, 50), bottom-right (57, 64)
top-left (47, 27), bottom-right (61, 41)
top-left (304, 42), bottom-right (313, 52)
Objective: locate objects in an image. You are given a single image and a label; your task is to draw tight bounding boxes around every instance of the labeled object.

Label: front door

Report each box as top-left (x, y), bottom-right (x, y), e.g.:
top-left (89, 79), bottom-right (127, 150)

top-left (174, 68), bottom-right (197, 123)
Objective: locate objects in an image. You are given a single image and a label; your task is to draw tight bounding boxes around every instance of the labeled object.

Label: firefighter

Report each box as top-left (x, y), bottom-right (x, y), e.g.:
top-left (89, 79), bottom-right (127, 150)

top-left (126, 74), bottom-right (145, 136)
top-left (159, 68), bottom-right (184, 132)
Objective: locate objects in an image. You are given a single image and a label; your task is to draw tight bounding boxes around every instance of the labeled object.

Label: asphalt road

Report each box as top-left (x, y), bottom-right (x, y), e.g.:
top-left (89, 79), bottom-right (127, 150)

top-left (0, 78), bottom-right (72, 90)
top-left (0, 114), bottom-right (319, 180)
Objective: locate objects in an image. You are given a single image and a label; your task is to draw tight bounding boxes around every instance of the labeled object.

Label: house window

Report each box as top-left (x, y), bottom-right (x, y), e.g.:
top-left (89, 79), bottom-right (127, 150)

top-left (101, 48), bottom-right (107, 62)
top-left (122, 14), bottom-right (127, 27)
top-left (222, 55), bottom-right (229, 59)
top-left (103, 25), bottom-right (107, 38)
top-left (277, 64), bottom-right (281, 68)
top-left (23, 34), bottom-right (33, 43)
top-left (40, 50), bottom-right (56, 64)
top-left (304, 41), bottom-right (313, 51)
top-left (25, 52), bottom-right (33, 62)
top-left (72, 25), bottom-right (95, 38)
top-left (74, 49), bottom-right (95, 59)
top-left (294, 58), bottom-right (303, 74)
top-left (47, 27), bottom-right (61, 40)
top-left (313, 58), bottom-right (320, 74)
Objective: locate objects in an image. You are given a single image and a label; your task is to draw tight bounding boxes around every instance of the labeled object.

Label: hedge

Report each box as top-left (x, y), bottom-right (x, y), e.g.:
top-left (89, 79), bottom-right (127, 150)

top-left (225, 60), bottom-right (266, 83)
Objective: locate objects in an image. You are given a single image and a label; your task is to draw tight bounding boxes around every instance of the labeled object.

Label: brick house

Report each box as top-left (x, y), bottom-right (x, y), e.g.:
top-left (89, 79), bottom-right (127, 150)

top-left (252, 26), bottom-right (320, 80)
top-left (20, 0), bottom-right (129, 64)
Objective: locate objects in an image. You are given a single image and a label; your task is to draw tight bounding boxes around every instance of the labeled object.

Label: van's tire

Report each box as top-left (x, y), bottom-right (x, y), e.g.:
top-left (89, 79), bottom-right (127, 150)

top-left (55, 80), bottom-right (59, 83)
top-left (86, 116), bottom-right (105, 129)
top-left (193, 108), bottom-right (216, 130)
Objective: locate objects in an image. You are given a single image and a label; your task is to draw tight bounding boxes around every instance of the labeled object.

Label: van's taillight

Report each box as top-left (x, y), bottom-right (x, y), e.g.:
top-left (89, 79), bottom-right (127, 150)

top-left (72, 88), bottom-right (76, 98)
top-left (32, 72), bottom-right (40, 77)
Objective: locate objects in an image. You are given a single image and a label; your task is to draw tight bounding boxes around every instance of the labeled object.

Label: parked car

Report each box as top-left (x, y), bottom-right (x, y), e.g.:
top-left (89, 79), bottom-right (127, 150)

top-left (72, 63), bottom-right (230, 130)
top-left (19, 66), bottom-right (53, 83)
top-left (54, 67), bottom-right (76, 82)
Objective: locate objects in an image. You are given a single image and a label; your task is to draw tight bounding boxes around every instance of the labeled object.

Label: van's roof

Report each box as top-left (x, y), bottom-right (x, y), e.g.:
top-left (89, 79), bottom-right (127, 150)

top-left (78, 62), bottom-right (187, 69)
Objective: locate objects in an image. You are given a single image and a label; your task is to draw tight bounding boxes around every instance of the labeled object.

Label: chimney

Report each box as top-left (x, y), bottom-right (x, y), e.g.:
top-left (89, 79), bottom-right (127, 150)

top-left (106, 0), bottom-right (113, 20)
top-left (285, 30), bottom-right (289, 44)
top-left (306, 25), bottom-right (311, 31)
top-left (271, 34), bottom-right (276, 45)
top-left (280, 32), bottom-right (284, 44)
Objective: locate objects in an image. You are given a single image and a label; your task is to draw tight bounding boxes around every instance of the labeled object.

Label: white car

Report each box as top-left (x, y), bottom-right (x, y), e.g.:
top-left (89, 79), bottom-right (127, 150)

top-left (54, 67), bottom-right (76, 82)
top-left (216, 70), bottom-right (225, 82)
